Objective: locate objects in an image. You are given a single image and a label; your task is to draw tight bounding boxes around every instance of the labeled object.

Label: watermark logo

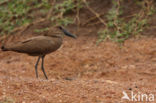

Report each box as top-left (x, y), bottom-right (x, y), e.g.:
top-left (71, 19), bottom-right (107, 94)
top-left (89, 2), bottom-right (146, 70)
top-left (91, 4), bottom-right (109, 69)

top-left (122, 91), bottom-right (155, 102)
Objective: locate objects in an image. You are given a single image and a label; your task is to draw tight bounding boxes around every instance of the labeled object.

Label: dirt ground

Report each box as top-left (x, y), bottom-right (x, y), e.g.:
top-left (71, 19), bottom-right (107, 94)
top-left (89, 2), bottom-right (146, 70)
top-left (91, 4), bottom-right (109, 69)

top-left (0, 34), bottom-right (156, 103)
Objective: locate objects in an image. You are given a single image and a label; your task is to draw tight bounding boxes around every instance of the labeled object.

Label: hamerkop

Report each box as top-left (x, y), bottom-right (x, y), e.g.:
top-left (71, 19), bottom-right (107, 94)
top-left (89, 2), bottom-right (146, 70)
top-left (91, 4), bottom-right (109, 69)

top-left (1, 26), bottom-right (76, 79)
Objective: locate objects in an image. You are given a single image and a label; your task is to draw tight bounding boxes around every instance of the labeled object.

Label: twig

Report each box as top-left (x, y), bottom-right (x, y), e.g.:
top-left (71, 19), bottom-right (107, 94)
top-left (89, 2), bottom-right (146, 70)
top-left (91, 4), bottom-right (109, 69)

top-left (13, 18), bottom-right (46, 35)
top-left (46, 0), bottom-right (56, 20)
top-left (113, 0), bottom-right (121, 33)
top-left (82, 12), bottom-right (105, 26)
top-left (18, 0), bottom-right (57, 35)
top-left (75, 1), bottom-right (81, 33)
top-left (82, 0), bottom-right (107, 27)
top-left (76, 1), bottom-right (80, 27)
top-left (124, 14), bottom-right (136, 19)
top-left (87, 20), bottom-right (101, 26)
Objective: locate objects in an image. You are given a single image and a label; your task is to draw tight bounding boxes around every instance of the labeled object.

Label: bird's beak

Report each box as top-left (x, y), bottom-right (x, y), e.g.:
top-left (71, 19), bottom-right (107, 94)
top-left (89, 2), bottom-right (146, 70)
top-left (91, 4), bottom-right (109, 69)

top-left (58, 26), bottom-right (77, 39)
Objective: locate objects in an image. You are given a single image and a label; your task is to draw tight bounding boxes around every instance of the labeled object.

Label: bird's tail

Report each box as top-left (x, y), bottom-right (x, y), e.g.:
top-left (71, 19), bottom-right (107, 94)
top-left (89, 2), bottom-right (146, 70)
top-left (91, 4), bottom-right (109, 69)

top-left (1, 45), bottom-right (8, 51)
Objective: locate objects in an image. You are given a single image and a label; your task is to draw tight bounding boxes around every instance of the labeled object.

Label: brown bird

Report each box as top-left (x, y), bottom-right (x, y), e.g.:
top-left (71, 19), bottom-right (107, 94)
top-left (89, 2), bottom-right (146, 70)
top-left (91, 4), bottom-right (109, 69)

top-left (1, 26), bottom-right (76, 79)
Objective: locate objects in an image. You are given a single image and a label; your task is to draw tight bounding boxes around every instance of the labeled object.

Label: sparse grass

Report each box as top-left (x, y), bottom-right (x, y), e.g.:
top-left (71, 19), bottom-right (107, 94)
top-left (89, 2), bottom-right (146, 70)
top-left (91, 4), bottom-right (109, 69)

top-left (0, 0), bottom-right (155, 42)
top-left (34, 27), bottom-right (50, 33)
top-left (97, 0), bottom-right (155, 44)
top-left (57, 17), bottom-right (74, 26)
top-left (51, 0), bottom-right (83, 26)
top-left (33, 0), bottom-right (83, 33)
top-left (54, 0), bottom-right (77, 14)
top-left (0, 0), bottom-right (50, 35)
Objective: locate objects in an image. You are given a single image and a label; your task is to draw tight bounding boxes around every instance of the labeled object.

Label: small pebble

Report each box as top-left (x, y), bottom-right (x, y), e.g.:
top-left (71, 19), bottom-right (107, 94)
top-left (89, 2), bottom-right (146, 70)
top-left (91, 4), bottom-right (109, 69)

top-left (64, 77), bottom-right (73, 81)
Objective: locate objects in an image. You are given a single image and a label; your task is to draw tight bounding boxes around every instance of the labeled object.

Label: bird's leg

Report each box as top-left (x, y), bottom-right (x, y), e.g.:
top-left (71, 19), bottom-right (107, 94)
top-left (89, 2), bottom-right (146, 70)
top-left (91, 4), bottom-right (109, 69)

top-left (41, 55), bottom-right (48, 79)
top-left (35, 56), bottom-right (40, 78)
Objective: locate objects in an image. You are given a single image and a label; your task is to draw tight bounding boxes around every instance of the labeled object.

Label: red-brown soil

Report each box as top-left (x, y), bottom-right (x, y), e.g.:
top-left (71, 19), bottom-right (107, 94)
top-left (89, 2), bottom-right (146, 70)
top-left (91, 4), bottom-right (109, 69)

top-left (0, 35), bottom-right (156, 103)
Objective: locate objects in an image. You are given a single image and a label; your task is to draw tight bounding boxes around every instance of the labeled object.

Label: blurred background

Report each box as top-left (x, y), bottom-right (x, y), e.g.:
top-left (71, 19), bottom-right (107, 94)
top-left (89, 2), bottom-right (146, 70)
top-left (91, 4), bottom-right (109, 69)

top-left (0, 0), bottom-right (155, 43)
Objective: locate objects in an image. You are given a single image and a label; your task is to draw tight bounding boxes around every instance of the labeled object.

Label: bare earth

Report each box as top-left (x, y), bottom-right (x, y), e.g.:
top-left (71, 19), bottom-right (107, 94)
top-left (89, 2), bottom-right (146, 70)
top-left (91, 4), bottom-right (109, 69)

top-left (0, 35), bottom-right (156, 103)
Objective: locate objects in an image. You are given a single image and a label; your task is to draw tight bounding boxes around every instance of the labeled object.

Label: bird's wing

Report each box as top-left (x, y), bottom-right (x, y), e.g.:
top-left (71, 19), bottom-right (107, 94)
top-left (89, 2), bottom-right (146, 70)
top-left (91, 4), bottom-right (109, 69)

top-left (21, 39), bottom-right (33, 43)
top-left (8, 36), bottom-right (55, 55)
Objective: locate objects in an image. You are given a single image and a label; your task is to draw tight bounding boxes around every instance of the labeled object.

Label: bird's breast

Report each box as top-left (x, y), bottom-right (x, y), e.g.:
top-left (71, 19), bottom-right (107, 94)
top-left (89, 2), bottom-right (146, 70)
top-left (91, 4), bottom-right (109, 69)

top-left (44, 38), bottom-right (62, 54)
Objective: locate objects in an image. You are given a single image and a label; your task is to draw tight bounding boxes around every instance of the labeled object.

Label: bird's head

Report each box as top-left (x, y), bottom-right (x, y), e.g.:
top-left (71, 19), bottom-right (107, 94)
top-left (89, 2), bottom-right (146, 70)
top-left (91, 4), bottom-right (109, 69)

top-left (56, 26), bottom-right (77, 39)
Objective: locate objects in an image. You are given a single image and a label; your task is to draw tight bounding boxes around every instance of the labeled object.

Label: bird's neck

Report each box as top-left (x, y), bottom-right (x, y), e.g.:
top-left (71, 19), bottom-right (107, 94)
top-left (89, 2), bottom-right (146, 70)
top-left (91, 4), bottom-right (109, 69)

top-left (46, 33), bottom-right (63, 39)
top-left (48, 35), bottom-right (63, 43)
top-left (49, 35), bottom-right (62, 38)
